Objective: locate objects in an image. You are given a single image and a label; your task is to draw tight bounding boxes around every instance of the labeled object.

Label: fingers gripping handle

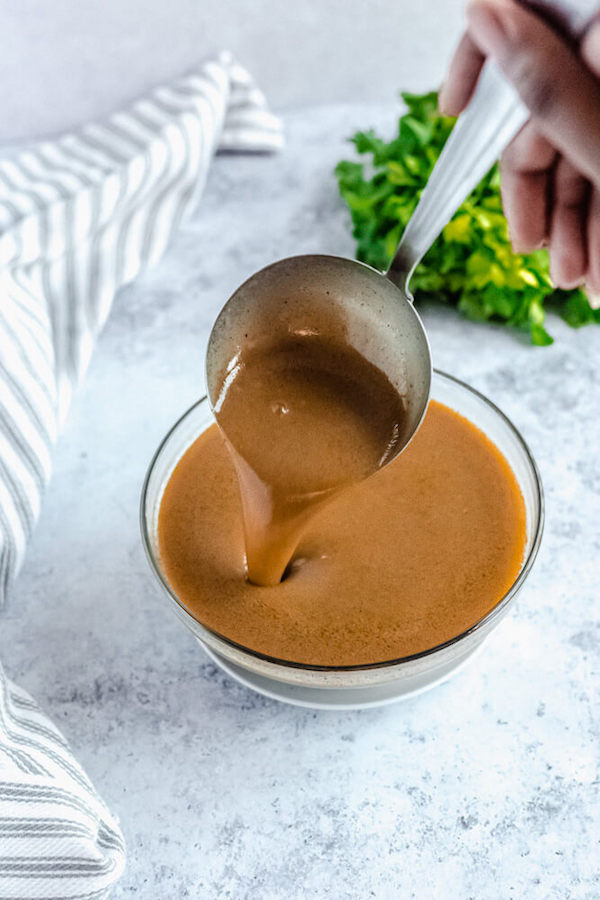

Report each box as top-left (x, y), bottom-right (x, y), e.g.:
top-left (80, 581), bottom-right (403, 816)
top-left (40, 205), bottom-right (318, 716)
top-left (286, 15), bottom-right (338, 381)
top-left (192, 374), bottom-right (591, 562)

top-left (386, 0), bottom-right (595, 295)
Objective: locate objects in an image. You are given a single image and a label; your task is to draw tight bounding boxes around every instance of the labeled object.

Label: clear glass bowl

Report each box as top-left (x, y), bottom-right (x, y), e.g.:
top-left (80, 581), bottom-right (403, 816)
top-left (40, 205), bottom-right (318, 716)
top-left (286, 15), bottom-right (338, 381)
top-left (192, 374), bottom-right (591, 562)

top-left (141, 371), bottom-right (544, 691)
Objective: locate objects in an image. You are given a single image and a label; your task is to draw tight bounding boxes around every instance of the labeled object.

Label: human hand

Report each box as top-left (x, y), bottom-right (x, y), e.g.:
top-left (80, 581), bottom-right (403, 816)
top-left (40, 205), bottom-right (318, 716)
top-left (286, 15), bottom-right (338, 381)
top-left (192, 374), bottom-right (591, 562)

top-left (439, 0), bottom-right (600, 292)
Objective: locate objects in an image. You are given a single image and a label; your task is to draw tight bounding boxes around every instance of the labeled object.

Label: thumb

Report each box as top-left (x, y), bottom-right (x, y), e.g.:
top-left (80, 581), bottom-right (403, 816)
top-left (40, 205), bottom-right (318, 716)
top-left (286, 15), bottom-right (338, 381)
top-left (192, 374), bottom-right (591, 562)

top-left (466, 0), bottom-right (600, 184)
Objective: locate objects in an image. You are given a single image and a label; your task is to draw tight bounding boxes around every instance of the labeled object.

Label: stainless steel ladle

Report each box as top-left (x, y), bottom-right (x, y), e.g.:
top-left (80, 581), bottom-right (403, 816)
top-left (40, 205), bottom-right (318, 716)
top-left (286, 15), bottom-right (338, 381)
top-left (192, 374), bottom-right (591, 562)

top-left (207, 0), bottom-right (594, 469)
top-left (207, 61), bottom-right (530, 464)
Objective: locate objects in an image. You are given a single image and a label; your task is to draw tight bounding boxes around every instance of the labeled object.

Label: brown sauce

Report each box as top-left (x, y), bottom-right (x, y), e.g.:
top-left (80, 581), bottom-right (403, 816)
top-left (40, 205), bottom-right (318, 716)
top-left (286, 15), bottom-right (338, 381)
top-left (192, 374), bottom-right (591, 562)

top-left (213, 336), bottom-right (408, 585)
top-left (158, 400), bottom-right (527, 667)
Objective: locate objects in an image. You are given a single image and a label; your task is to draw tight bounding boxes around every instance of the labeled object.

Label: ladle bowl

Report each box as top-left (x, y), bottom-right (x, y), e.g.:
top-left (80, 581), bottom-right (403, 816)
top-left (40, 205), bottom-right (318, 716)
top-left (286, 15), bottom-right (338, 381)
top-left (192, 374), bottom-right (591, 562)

top-left (206, 253), bottom-right (432, 468)
top-left (206, 60), bottom-right (536, 463)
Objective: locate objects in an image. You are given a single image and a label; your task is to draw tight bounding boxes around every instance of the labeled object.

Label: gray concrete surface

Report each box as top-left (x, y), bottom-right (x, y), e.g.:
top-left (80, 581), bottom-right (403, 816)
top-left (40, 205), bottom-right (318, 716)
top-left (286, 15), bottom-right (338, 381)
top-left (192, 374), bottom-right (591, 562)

top-left (1, 103), bottom-right (599, 898)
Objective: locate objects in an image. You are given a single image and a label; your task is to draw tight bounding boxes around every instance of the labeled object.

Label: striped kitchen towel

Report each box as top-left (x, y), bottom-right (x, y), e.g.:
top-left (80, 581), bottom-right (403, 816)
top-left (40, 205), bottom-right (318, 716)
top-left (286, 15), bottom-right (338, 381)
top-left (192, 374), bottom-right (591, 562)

top-left (0, 52), bottom-right (282, 898)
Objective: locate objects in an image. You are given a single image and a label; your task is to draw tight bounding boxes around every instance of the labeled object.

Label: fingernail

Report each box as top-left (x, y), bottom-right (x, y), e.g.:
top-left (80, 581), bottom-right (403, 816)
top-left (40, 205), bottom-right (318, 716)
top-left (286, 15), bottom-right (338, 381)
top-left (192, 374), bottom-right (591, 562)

top-left (585, 284), bottom-right (600, 308)
top-left (582, 15), bottom-right (600, 76)
top-left (467, 2), bottom-right (507, 58)
top-left (552, 271), bottom-right (584, 290)
top-left (438, 82), bottom-right (448, 114)
top-left (509, 233), bottom-right (526, 254)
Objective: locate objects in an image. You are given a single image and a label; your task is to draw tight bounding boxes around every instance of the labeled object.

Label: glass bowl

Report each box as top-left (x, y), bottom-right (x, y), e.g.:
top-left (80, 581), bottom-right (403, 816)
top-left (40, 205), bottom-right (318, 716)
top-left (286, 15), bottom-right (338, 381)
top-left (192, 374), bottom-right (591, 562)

top-left (140, 370), bottom-right (544, 692)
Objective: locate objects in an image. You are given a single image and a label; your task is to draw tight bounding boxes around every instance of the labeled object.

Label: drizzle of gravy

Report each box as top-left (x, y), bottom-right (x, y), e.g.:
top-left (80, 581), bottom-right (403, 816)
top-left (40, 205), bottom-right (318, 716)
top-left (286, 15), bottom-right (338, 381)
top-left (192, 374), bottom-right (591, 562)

top-left (213, 335), bottom-right (408, 585)
top-left (158, 400), bottom-right (527, 667)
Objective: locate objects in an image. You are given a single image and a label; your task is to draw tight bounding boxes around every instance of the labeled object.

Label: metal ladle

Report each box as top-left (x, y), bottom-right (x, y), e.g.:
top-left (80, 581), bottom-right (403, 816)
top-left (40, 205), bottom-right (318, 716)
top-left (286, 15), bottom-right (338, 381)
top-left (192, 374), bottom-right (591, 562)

top-left (207, 61), bottom-right (530, 465)
top-left (207, 0), bottom-right (594, 465)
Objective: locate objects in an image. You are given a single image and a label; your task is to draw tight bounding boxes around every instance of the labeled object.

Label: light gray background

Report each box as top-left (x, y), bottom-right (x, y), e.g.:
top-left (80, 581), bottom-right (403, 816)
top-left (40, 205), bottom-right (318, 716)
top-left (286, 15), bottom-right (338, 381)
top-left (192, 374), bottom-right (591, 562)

top-left (1, 2), bottom-right (599, 899)
top-left (0, 0), bottom-right (463, 142)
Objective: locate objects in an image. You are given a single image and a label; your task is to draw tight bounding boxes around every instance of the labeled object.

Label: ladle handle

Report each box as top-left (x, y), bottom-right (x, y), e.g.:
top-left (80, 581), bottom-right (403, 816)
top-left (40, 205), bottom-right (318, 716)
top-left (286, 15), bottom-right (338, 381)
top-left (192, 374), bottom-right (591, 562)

top-left (386, 61), bottom-right (528, 294)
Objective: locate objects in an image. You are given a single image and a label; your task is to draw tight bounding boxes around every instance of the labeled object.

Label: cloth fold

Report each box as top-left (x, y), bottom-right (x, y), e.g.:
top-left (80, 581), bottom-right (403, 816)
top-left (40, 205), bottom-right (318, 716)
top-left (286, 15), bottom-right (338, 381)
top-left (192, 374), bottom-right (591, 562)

top-left (0, 53), bottom-right (282, 898)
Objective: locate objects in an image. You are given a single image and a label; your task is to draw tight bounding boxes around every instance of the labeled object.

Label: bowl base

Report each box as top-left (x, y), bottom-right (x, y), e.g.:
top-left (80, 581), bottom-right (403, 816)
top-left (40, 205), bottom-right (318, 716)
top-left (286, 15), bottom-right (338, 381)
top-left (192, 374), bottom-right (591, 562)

top-left (198, 638), bottom-right (485, 710)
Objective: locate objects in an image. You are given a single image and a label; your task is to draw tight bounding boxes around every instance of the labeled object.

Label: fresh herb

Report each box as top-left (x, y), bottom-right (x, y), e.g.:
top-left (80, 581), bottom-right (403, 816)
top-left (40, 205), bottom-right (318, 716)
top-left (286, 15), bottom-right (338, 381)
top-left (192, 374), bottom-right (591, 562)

top-left (335, 90), bottom-right (599, 345)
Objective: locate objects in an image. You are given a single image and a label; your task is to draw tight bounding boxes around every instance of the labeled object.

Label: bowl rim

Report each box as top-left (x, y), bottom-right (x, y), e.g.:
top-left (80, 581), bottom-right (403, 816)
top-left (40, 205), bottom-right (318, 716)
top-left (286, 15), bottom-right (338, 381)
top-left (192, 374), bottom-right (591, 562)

top-left (140, 369), bottom-right (545, 672)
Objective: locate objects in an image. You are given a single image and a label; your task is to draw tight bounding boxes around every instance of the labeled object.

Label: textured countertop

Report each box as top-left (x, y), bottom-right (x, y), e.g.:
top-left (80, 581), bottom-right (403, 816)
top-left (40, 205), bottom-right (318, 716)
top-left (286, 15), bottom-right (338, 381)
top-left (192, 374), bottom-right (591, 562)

top-left (1, 104), bottom-right (599, 899)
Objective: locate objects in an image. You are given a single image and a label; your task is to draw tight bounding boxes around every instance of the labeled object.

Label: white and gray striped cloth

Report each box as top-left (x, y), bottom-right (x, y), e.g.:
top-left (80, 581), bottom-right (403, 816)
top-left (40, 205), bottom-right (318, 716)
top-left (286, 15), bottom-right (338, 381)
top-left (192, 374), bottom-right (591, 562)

top-left (0, 52), bottom-right (282, 898)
